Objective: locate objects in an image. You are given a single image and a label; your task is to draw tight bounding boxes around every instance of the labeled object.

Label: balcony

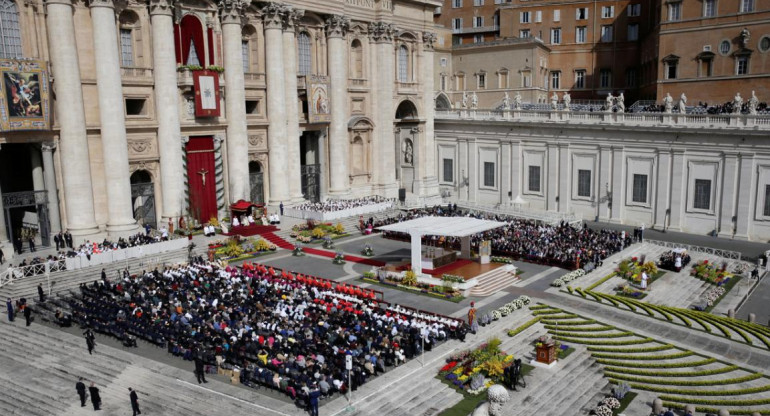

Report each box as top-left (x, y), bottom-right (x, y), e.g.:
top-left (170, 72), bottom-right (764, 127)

top-left (244, 72), bottom-right (265, 86)
top-left (120, 67), bottom-right (153, 84)
top-left (349, 78), bottom-right (368, 89)
top-left (297, 75), bottom-right (307, 89)
top-left (452, 25), bottom-right (500, 35)
top-left (397, 81), bottom-right (419, 92)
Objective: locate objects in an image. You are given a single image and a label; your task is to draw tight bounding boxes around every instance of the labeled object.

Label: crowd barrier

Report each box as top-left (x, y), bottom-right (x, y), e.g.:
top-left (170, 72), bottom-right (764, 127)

top-left (283, 202), bottom-right (394, 221)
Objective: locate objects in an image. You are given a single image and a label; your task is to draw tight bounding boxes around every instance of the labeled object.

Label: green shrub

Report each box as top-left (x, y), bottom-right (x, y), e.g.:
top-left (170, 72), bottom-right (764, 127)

top-left (662, 403), bottom-right (770, 415)
top-left (606, 372), bottom-right (762, 386)
top-left (620, 382), bottom-right (770, 396)
top-left (659, 396), bottom-right (770, 406)
top-left (541, 319), bottom-right (596, 326)
top-left (548, 330), bottom-right (634, 339)
top-left (589, 344), bottom-right (673, 353)
top-left (591, 351), bottom-right (693, 360)
top-left (603, 365), bottom-right (739, 377)
top-left (507, 317), bottom-right (541, 337)
top-left (586, 272), bottom-right (617, 291)
top-left (553, 336), bottom-right (655, 346)
top-left (596, 358), bottom-right (717, 368)
top-left (543, 325), bottom-right (615, 332)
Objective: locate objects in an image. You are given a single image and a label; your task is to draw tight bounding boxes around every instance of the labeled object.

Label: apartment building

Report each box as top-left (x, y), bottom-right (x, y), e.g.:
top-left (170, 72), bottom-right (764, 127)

top-left (434, 0), bottom-right (504, 45)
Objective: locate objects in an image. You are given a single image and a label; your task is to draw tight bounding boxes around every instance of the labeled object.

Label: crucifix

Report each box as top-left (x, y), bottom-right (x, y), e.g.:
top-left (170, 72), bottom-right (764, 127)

top-left (197, 169), bottom-right (209, 187)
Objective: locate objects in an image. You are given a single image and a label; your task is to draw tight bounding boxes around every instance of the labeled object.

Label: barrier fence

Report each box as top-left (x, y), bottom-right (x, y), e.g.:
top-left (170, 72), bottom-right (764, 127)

top-left (644, 238), bottom-right (742, 261)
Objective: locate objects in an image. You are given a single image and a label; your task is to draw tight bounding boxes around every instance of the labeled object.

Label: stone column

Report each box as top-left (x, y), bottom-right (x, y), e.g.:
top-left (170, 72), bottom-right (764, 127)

top-left (41, 143), bottom-right (62, 234)
top-left (410, 232), bottom-right (423, 275)
top-left (370, 22), bottom-right (397, 197)
top-left (668, 150), bottom-right (686, 231)
top-left (326, 15), bottom-right (350, 197)
top-left (598, 145), bottom-right (612, 221)
top-left (90, 0), bottom-right (138, 236)
top-left (510, 141), bottom-right (521, 201)
top-left (501, 141), bottom-right (511, 204)
top-left (46, 0), bottom-right (99, 240)
top-left (262, 2), bottom-right (290, 204)
top-left (220, 0), bottom-right (250, 203)
top-left (30, 146), bottom-right (44, 192)
top-left (718, 152), bottom-right (739, 237)
top-left (735, 153), bottom-right (755, 239)
top-left (420, 31), bottom-right (439, 197)
top-left (558, 143), bottom-right (570, 213)
top-left (654, 150), bottom-right (671, 230)
top-left (546, 143), bottom-right (558, 211)
top-left (149, 0), bottom-right (184, 223)
top-left (610, 146), bottom-right (624, 222)
top-left (283, 8), bottom-right (304, 202)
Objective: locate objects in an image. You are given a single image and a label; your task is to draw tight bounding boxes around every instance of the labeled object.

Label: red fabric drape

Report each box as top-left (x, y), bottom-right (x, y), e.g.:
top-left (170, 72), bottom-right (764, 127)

top-left (173, 24), bottom-right (182, 64)
top-left (185, 137), bottom-right (217, 223)
top-left (180, 15), bottom-right (205, 65)
top-left (207, 28), bottom-right (215, 66)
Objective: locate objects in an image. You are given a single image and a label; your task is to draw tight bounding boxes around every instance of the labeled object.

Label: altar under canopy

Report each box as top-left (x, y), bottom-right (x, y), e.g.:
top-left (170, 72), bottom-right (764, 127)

top-left (376, 216), bottom-right (507, 275)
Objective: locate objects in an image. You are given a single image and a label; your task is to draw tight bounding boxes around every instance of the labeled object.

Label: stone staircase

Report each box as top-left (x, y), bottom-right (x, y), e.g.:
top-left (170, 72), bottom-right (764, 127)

top-left (0, 248), bottom-right (188, 302)
top-left (469, 267), bottom-right (521, 296)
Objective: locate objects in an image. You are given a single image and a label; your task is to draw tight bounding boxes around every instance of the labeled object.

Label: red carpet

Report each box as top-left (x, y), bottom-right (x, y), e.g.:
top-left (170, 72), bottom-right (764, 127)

top-left (260, 232), bottom-right (294, 250)
top-left (224, 224), bottom-right (279, 237)
top-left (259, 232), bottom-right (385, 266)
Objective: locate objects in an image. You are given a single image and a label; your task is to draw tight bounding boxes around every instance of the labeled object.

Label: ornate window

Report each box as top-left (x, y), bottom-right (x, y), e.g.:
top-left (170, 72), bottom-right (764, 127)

top-left (297, 32), bottom-right (311, 75)
top-left (398, 45), bottom-right (409, 82)
top-left (242, 25), bottom-right (258, 73)
top-left (350, 39), bottom-right (363, 78)
top-left (241, 41), bottom-right (249, 73)
top-left (120, 29), bottom-right (134, 67)
top-left (0, 0), bottom-right (22, 59)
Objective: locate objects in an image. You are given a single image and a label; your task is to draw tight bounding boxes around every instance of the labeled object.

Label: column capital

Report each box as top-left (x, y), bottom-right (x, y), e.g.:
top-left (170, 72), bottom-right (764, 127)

top-left (261, 2), bottom-right (286, 30)
top-left (45, 0), bottom-right (75, 8)
top-left (148, 0), bottom-right (175, 16)
top-left (325, 14), bottom-right (349, 38)
top-left (422, 31), bottom-right (437, 50)
top-left (283, 7), bottom-right (304, 31)
top-left (88, 0), bottom-right (115, 9)
top-left (41, 142), bottom-right (57, 152)
top-left (368, 21), bottom-right (394, 43)
top-left (218, 0), bottom-right (246, 25)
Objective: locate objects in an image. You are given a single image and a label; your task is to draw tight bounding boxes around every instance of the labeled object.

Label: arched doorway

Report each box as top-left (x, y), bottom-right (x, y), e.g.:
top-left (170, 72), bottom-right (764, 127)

top-left (395, 100), bottom-right (420, 194)
top-left (435, 93), bottom-right (452, 110)
top-left (249, 161), bottom-right (264, 204)
top-left (130, 170), bottom-right (156, 229)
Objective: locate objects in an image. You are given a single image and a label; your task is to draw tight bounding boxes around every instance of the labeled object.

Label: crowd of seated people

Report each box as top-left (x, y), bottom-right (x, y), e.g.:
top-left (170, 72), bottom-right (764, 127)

top-left (64, 233), bottom-right (166, 259)
top-left (637, 100), bottom-right (768, 115)
top-left (294, 196), bottom-right (393, 213)
top-left (374, 205), bottom-right (629, 270)
top-left (657, 250), bottom-right (691, 272)
top-left (66, 259), bottom-right (465, 409)
top-left (7, 254), bottom-right (67, 276)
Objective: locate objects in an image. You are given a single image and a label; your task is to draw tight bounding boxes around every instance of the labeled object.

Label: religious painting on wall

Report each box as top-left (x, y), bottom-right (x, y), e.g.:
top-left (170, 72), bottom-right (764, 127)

top-left (193, 69), bottom-right (221, 117)
top-left (0, 59), bottom-right (51, 132)
top-left (309, 75), bottom-right (331, 124)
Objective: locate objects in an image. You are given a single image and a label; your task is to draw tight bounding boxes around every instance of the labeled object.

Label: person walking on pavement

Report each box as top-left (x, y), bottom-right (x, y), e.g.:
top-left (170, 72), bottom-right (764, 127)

top-left (76, 378), bottom-right (87, 407)
top-left (28, 236), bottom-right (35, 252)
top-left (88, 382), bottom-right (101, 410)
top-left (37, 283), bottom-right (45, 303)
top-left (84, 328), bottom-right (96, 354)
top-left (194, 351), bottom-right (208, 384)
top-left (129, 387), bottom-right (141, 415)
top-left (279, 202), bottom-right (284, 216)
top-left (0, 246), bottom-right (5, 264)
top-left (308, 383), bottom-right (321, 416)
top-left (6, 297), bottom-right (13, 322)
top-left (23, 303), bottom-right (32, 326)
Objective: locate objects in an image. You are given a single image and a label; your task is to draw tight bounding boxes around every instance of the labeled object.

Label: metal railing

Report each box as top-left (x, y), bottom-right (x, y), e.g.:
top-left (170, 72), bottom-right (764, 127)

top-left (0, 259), bottom-right (67, 289)
top-left (645, 239), bottom-right (742, 261)
top-left (455, 201), bottom-right (581, 226)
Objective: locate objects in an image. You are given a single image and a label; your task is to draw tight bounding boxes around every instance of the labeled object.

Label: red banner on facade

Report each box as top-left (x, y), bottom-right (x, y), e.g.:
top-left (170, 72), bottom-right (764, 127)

top-left (193, 70), bottom-right (220, 117)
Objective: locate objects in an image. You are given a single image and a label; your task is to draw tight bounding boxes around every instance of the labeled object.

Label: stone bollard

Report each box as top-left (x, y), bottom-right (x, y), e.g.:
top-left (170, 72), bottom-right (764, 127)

top-left (653, 398), bottom-right (663, 414)
top-left (718, 410), bottom-right (730, 416)
top-left (749, 313), bottom-right (756, 323)
top-left (728, 309), bottom-right (735, 319)
top-left (685, 405), bottom-right (696, 414)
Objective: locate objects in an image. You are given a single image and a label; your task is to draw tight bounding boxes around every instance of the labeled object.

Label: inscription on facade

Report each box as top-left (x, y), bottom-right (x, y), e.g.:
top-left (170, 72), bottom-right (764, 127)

top-left (345, 0), bottom-right (393, 11)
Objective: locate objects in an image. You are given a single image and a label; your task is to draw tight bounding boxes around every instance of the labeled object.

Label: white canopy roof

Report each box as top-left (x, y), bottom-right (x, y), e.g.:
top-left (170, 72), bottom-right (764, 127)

top-left (376, 216), bottom-right (507, 237)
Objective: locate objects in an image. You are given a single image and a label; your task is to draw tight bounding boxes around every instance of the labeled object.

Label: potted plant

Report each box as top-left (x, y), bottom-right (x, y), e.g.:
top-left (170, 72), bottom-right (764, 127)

top-left (292, 244), bottom-right (304, 256)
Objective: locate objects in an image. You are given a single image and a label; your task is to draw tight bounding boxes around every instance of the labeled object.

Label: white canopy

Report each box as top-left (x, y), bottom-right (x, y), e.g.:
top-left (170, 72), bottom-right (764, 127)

top-left (376, 216), bottom-right (507, 237)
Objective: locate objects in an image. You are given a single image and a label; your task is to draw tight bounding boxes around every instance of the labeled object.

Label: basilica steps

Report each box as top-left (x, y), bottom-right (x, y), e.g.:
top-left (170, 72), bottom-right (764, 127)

top-left (0, 247), bottom-right (188, 302)
top-left (469, 267), bottom-right (521, 296)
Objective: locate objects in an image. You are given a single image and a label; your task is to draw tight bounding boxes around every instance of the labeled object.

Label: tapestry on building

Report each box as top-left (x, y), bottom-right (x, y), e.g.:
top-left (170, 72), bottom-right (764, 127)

top-left (309, 75), bottom-right (331, 124)
top-left (185, 136), bottom-right (218, 223)
top-left (193, 70), bottom-right (221, 117)
top-left (0, 59), bottom-right (51, 132)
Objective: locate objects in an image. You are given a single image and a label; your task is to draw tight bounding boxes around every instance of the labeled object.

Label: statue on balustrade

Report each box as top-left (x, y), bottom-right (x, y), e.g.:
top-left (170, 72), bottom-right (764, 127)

top-left (550, 92), bottom-right (559, 110)
top-left (461, 92), bottom-right (468, 109)
top-left (733, 92), bottom-right (743, 114)
top-left (512, 92), bottom-right (522, 110)
top-left (749, 91), bottom-right (759, 115)
top-left (663, 93), bottom-right (674, 113)
top-left (616, 93), bottom-right (625, 112)
top-left (605, 93), bottom-right (614, 113)
top-left (562, 92), bottom-right (571, 111)
top-left (502, 92), bottom-right (511, 110)
top-left (678, 93), bottom-right (687, 114)
top-left (470, 92), bottom-right (479, 109)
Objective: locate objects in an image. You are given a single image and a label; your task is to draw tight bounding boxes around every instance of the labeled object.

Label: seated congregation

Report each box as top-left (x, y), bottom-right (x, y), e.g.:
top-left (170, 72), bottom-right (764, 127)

top-left (375, 206), bottom-right (629, 270)
top-left (66, 259), bottom-right (465, 408)
top-left (293, 196), bottom-right (392, 213)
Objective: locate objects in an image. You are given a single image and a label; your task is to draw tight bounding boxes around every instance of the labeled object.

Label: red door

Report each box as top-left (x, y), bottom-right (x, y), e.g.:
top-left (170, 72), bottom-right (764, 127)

top-left (186, 137), bottom-right (217, 223)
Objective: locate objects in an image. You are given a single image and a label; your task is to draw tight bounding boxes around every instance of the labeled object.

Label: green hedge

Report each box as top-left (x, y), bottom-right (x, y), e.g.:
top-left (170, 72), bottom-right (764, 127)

top-left (507, 317), bottom-right (541, 337)
top-left (596, 358), bottom-right (717, 368)
top-left (662, 402), bottom-right (770, 415)
top-left (585, 272), bottom-right (616, 291)
top-left (534, 313), bottom-right (578, 320)
top-left (659, 395), bottom-right (770, 406)
top-left (543, 324), bottom-right (616, 332)
top-left (588, 344), bottom-right (673, 353)
top-left (553, 336), bottom-right (655, 346)
top-left (620, 381), bottom-right (770, 396)
top-left (531, 309), bottom-right (564, 316)
top-left (606, 372), bottom-right (762, 386)
top-left (548, 330), bottom-right (634, 339)
top-left (591, 350), bottom-right (693, 361)
top-left (603, 365), bottom-right (739, 377)
top-left (528, 304), bottom-right (551, 310)
top-left (540, 319), bottom-right (596, 326)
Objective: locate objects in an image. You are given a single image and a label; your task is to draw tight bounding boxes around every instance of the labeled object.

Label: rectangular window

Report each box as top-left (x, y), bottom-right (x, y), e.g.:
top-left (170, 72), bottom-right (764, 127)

top-left (474, 0), bottom-right (484, 6)
top-left (600, 69), bottom-right (611, 88)
top-left (576, 26), bottom-right (586, 43)
top-left (666, 61), bottom-right (677, 79)
top-left (575, 70), bottom-right (585, 88)
top-left (669, 2), bottom-right (682, 21)
top-left (528, 166), bottom-right (541, 192)
top-left (694, 179), bottom-right (711, 210)
top-left (632, 174), bottom-right (648, 203)
top-left (737, 56), bottom-right (749, 75)
top-left (520, 29), bottom-right (530, 38)
top-left (474, 34), bottom-right (484, 43)
top-left (553, 10), bottom-right (560, 22)
top-left (478, 73), bottom-right (486, 88)
top-left (443, 159), bottom-right (454, 183)
top-left (493, 14), bottom-right (499, 27)
top-left (741, 0), bottom-right (754, 13)
top-left (576, 7), bottom-right (588, 20)
top-left (626, 68), bottom-right (638, 87)
top-left (473, 16), bottom-right (484, 27)
top-left (601, 25), bottom-right (613, 42)
top-left (522, 73), bottom-right (531, 87)
top-left (483, 162), bottom-right (495, 187)
top-left (764, 185), bottom-right (770, 216)
top-left (535, 10), bottom-right (542, 23)
top-left (704, 0), bottom-right (716, 17)
top-left (520, 11), bottom-right (530, 23)
top-left (577, 170), bottom-right (592, 197)
top-left (452, 18), bottom-right (463, 30)
top-left (551, 28), bottom-right (561, 45)
top-left (125, 98), bottom-right (146, 116)
top-left (628, 4), bottom-right (641, 17)
top-left (242, 41), bottom-right (250, 73)
top-left (119, 29), bottom-right (134, 67)
top-left (551, 71), bottom-right (560, 89)
top-left (628, 23), bottom-right (639, 41)
top-left (452, 0), bottom-right (463, 8)
top-left (602, 6), bottom-right (614, 18)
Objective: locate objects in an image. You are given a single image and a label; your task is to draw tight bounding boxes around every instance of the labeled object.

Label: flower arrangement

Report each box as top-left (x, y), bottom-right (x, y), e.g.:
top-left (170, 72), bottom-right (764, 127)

top-left (615, 284), bottom-right (647, 299)
top-left (691, 260), bottom-right (734, 285)
top-left (333, 252), bottom-right (346, 265)
top-left (334, 222), bottom-right (345, 234)
top-left (361, 244), bottom-right (375, 257)
top-left (702, 286), bottom-right (726, 307)
top-left (312, 227), bottom-right (326, 239)
top-left (616, 258), bottom-right (660, 284)
top-left (208, 217), bottom-right (220, 227)
top-left (292, 244), bottom-right (304, 256)
top-left (297, 235), bottom-right (312, 243)
top-left (593, 404), bottom-right (613, 416)
top-left (438, 337), bottom-right (514, 395)
top-left (612, 382), bottom-right (631, 400)
top-left (491, 256), bottom-right (514, 264)
top-left (322, 236), bottom-right (335, 249)
top-left (206, 65), bottom-right (225, 73)
top-left (551, 269), bottom-right (586, 287)
top-left (402, 269), bottom-right (417, 286)
top-left (362, 271), bottom-right (376, 279)
top-left (441, 274), bottom-right (465, 284)
top-left (601, 397), bottom-right (621, 409)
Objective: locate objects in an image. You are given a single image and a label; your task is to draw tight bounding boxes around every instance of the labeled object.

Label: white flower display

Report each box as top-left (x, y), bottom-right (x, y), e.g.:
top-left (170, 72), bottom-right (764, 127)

top-left (601, 397), bottom-right (621, 409)
top-left (552, 269), bottom-right (586, 287)
top-left (594, 404), bottom-right (613, 416)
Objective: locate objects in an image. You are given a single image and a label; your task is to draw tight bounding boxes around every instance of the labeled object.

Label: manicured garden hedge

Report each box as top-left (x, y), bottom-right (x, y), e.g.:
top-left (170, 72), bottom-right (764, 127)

top-left (553, 336), bottom-right (655, 346)
top-left (588, 344), bottom-right (673, 353)
top-left (507, 317), bottom-right (541, 337)
top-left (603, 365), bottom-right (739, 377)
top-left (595, 358), bottom-right (717, 368)
top-left (606, 373), bottom-right (762, 386)
top-left (591, 351), bottom-right (693, 361)
top-left (619, 381), bottom-right (770, 396)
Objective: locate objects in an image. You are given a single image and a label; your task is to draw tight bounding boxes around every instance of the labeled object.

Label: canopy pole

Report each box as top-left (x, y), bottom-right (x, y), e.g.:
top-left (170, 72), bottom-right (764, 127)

top-left (460, 236), bottom-right (472, 259)
top-left (410, 231), bottom-right (422, 276)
